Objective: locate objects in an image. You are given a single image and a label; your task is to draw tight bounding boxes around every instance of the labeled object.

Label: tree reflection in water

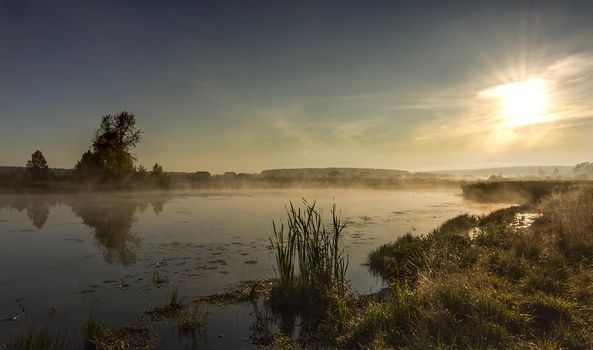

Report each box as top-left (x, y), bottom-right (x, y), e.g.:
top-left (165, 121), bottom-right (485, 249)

top-left (0, 195), bottom-right (55, 229)
top-left (69, 197), bottom-right (141, 266)
top-left (0, 193), bottom-right (171, 266)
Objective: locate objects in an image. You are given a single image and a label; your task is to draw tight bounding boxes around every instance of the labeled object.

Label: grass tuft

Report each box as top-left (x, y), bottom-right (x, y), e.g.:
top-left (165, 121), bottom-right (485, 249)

top-left (177, 306), bottom-right (207, 334)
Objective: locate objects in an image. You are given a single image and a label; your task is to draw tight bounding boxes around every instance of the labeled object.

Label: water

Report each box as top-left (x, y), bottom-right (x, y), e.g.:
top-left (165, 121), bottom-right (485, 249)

top-left (0, 188), bottom-right (503, 348)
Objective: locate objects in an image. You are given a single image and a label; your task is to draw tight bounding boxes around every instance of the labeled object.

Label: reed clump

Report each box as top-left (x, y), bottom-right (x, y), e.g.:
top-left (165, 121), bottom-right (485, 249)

top-left (268, 200), bottom-right (349, 334)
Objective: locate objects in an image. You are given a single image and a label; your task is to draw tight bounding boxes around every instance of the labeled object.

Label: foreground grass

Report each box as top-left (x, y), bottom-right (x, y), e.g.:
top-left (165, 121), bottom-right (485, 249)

top-left (266, 200), bottom-right (350, 338)
top-left (1, 328), bottom-right (68, 350)
top-left (343, 185), bottom-right (593, 349)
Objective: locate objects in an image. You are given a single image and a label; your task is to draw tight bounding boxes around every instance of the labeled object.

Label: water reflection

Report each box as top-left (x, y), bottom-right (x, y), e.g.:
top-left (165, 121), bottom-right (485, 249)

top-left (27, 197), bottom-right (52, 229)
top-left (0, 195), bottom-right (56, 229)
top-left (70, 197), bottom-right (141, 265)
top-left (0, 194), bottom-right (171, 266)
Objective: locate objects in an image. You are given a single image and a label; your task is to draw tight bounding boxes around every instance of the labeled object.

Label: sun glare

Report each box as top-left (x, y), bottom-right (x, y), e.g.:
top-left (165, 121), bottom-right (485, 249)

top-left (484, 79), bottom-right (548, 127)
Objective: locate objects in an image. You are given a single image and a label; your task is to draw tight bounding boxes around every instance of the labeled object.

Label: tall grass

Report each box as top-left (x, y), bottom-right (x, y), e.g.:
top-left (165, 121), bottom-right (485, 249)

top-left (266, 200), bottom-right (350, 338)
top-left (270, 200), bottom-right (349, 295)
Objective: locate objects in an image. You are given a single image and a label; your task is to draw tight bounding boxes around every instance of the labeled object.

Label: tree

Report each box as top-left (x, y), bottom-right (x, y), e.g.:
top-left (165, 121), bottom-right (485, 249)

top-left (151, 163), bottom-right (170, 189)
top-left (75, 150), bottom-right (102, 181)
top-left (26, 150), bottom-right (49, 183)
top-left (575, 162), bottom-right (593, 178)
top-left (152, 163), bottom-right (163, 174)
top-left (75, 111), bottom-right (141, 184)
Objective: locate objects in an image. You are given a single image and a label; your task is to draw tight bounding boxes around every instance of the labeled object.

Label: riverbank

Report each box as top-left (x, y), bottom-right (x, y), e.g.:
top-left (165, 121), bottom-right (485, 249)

top-left (273, 184), bottom-right (593, 348)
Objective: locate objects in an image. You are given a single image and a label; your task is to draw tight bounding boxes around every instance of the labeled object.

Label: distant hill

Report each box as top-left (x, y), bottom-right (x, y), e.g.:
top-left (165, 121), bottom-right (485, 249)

top-left (261, 166), bottom-right (578, 180)
top-left (429, 166), bottom-right (574, 179)
top-left (260, 167), bottom-right (410, 179)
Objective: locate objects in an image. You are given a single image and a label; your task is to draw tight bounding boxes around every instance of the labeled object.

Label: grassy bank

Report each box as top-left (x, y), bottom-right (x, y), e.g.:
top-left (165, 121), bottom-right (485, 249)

top-left (336, 185), bottom-right (593, 349)
top-left (253, 184), bottom-right (593, 348)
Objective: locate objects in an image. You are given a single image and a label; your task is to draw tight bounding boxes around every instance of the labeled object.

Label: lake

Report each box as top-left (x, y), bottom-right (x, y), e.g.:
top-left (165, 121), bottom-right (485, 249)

top-left (0, 188), bottom-right (504, 348)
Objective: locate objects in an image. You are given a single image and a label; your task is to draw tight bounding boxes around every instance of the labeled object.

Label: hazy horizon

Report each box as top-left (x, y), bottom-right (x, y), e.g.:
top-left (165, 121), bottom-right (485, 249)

top-left (2, 1), bottom-right (593, 173)
top-left (0, 162), bottom-right (579, 175)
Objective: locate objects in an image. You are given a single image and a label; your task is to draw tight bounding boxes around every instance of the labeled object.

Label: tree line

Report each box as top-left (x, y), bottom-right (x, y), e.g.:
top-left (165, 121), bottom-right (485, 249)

top-left (22, 111), bottom-right (170, 189)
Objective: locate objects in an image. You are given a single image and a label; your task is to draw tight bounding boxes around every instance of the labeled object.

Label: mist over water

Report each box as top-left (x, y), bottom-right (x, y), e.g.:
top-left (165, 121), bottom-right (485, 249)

top-left (0, 188), bottom-right (503, 348)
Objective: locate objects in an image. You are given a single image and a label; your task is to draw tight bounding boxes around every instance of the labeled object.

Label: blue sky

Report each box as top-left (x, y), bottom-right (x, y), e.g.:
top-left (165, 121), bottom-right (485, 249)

top-left (1, 0), bottom-right (592, 172)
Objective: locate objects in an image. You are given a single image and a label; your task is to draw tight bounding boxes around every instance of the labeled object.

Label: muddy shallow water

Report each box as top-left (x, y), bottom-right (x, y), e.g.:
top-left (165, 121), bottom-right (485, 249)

top-left (0, 188), bottom-right (505, 348)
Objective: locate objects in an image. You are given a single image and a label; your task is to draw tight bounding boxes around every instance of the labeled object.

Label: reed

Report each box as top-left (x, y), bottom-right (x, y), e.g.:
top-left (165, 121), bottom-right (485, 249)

top-left (270, 200), bottom-right (349, 295)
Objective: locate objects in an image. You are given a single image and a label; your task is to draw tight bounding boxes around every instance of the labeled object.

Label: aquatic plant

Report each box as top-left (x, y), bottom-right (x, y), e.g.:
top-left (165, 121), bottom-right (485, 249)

top-left (177, 305), bottom-right (207, 334)
top-left (145, 289), bottom-right (185, 321)
top-left (169, 289), bottom-right (182, 309)
top-left (152, 270), bottom-right (168, 286)
top-left (84, 315), bottom-right (153, 350)
top-left (270, 200), bottom-right (349, 294)
top-left (266, 200), bottom-right (350, 338)
top-left (198, 279), bottom-right (275, 304)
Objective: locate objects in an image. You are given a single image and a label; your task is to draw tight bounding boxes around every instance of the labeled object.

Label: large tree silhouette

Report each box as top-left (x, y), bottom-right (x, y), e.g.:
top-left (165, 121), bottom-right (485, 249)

top-left (75, 111), bottom-right (141, 184)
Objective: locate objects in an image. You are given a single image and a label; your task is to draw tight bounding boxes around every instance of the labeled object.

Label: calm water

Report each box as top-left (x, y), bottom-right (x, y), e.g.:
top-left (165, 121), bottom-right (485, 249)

top-left (0, 189), bottom-right (503, 348)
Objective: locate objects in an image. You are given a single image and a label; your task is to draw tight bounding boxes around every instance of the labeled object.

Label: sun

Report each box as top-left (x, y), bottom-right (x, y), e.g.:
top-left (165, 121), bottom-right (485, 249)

top-left (483, 79), bottom-right (548, 127)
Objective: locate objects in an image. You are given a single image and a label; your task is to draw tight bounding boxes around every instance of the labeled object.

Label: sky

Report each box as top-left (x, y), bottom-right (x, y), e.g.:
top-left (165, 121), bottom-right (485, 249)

top-left (1, 0), bottom-right (592, 173)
